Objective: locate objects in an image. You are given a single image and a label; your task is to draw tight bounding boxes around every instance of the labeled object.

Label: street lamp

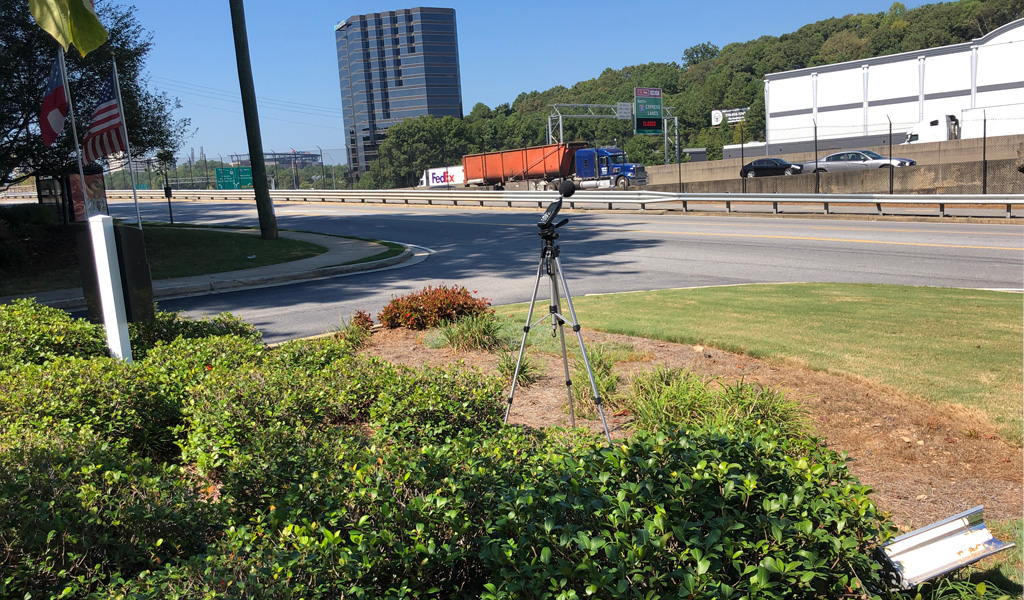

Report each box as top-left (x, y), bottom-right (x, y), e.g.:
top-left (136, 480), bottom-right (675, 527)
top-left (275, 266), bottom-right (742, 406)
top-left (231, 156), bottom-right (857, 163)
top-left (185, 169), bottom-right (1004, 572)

top-left (269, 148), bottom-right (277, 189)
top-left (316, 145), bottom-right (326, 190)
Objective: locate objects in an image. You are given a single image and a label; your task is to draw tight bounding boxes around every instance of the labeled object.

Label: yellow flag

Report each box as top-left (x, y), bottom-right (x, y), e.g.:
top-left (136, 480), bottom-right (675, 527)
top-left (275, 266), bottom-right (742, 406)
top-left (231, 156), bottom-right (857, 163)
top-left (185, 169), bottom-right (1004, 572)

top-left (29, 0), bottom-right (109, 57)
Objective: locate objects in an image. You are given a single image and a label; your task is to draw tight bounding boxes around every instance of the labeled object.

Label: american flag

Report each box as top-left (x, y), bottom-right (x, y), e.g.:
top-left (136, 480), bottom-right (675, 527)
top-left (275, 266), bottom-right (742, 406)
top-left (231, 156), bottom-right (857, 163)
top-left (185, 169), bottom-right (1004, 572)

top-left (82, 72), bottom-right (127, 163)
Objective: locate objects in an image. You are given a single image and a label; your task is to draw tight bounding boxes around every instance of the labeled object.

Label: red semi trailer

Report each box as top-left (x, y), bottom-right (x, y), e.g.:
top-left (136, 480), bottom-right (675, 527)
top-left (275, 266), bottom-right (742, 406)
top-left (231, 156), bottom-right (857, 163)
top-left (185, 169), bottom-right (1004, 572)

top-left (461, 142), bottom-right (647, 189)
top-left (462, 142), bottom-right (586, 187)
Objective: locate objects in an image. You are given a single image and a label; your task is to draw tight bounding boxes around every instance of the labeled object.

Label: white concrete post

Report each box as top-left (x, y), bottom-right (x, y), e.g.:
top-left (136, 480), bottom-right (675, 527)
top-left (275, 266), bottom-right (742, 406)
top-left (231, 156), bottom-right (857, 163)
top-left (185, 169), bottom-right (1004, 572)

top-left (88, 215), bottom-right (133, 363)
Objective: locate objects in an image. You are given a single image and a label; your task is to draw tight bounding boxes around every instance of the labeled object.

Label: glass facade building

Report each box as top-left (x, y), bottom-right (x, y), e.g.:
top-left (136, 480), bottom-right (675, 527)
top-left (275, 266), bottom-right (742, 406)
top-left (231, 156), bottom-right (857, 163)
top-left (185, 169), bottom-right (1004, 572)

top-left (335, 7), bottom-right (462, 176)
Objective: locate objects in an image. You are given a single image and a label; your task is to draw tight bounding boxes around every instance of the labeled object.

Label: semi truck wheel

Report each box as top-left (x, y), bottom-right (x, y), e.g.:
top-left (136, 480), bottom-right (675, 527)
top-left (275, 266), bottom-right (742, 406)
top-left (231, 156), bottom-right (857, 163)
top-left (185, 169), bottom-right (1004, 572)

top-left (616, 177), bottom-right (628, 190)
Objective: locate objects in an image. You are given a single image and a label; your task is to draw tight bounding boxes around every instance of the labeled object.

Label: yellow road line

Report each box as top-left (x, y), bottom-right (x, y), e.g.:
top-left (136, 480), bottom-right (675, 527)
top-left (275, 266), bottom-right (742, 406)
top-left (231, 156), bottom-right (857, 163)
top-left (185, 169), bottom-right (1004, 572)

top-left (385, 217), bottom-right (1023, 251)
top-left (154, 202), bottom-right (1024, 250)
top-left (274, 202), bottom-right (1023, 237)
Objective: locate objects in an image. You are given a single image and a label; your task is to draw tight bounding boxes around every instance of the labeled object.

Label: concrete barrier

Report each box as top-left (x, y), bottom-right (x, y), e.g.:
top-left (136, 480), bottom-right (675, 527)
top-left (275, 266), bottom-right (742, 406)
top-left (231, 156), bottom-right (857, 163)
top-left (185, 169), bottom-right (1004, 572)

top-left (646, 134), bottom-right (1024, 188)
top-left (647, 159), bottom-right (1024, 195)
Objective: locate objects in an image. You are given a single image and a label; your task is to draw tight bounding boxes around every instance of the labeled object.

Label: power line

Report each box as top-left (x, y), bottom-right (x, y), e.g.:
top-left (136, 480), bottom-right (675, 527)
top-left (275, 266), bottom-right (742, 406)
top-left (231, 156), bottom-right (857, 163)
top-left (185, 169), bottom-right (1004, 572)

top-left (160, 84), bottom-right (344, 118)
top-left (153, 76), bottom-right (344, 114)
top-left (181, 99), bottom-right (346, 130)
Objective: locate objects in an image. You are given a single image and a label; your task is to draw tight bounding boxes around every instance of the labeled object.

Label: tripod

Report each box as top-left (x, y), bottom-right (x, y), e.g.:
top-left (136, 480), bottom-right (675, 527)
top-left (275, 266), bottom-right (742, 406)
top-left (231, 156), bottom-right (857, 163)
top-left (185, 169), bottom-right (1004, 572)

top-left (504, 186), bottom-right (613, 443)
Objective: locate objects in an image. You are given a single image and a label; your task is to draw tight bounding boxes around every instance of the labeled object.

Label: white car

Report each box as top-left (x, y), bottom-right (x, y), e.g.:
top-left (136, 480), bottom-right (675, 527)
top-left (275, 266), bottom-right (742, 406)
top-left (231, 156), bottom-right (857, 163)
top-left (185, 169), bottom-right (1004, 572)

top-left (803, 150), bottom-right (916, 173)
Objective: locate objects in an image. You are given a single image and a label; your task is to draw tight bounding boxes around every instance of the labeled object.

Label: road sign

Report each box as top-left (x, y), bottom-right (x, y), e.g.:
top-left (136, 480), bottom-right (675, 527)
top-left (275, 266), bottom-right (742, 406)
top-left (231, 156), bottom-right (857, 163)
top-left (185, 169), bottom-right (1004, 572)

top-left (216, 166), bottom-right (254, 190)
top-left (238, 167), bottom-right (253, 189)
top-left (634, 87), bottom-right (663, 135)
top-left (216, 167), bottom-right (238, 190)
top-left (616, 102), bottom-right (632, 120)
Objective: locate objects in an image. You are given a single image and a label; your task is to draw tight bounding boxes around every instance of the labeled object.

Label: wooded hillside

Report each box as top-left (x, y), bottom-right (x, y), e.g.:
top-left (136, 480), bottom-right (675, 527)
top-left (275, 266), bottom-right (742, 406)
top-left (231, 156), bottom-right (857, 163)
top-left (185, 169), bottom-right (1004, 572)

top-left (363, 0), bottom-right (1022, 188)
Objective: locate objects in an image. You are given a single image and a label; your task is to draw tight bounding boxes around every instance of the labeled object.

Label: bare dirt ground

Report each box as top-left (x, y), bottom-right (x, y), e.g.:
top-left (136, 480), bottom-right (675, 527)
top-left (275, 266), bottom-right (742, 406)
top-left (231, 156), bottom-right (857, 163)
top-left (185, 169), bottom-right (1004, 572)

top-left (361, 327), bottom-right (1023, 531)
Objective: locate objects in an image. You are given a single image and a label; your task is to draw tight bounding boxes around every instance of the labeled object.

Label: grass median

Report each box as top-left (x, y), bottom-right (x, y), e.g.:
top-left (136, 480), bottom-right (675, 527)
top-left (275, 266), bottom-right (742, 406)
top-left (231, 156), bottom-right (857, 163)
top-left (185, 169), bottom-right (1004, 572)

top-left (500, 283), bottom-right (1023, 442)
top-left (2, 224), bottom-right (329, 296)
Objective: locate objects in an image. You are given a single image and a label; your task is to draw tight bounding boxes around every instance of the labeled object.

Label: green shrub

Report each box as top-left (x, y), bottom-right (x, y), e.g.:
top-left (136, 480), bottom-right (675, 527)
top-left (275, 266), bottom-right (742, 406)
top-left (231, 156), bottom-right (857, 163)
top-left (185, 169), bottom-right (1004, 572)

top-left (111, 428), bottom-right (552, 600)
top-left (129, 308), bottom-right (261, 360)
top-left (0, 298), bottom-right (106, 368)
top-left (378, 284), bottom-right (491, 329)
top-left (498, 350), bottom-right (540, 387)
top-left (478, 425), bottom-right (895, 600)
top-left (370, 363), bottom-right (505, 445)
top-left (432, 313), bottom-right (515, 352)
top-left (0, 299), bottom-right (260, 367)
top-left (0, 356), bottom-right (181, 460)
top-left (268, 332), bottom-right (363, 371)
top-left (624, 367), bottom-right (805, 435)
top-left (0, 202), bottom-right (58, 228)
top-left (571, 343), bottom-right (619, 419)
top-left (0, 427), bottom-right (221, 600)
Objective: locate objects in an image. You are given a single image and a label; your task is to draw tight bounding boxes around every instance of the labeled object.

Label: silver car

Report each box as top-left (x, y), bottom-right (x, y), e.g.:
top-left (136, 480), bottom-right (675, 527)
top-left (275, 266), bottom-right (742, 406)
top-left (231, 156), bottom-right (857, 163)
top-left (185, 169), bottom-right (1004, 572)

top-left (803, 150), bottom-right (916, 173)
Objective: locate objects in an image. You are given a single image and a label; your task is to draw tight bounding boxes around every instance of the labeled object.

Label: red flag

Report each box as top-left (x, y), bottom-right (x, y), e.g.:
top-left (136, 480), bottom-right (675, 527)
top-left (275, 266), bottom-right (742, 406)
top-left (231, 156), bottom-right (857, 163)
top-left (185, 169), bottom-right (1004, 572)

top-left (81, 72), bottom-right (126, 163)
top-left (40, 58), bottom-right (68, 147)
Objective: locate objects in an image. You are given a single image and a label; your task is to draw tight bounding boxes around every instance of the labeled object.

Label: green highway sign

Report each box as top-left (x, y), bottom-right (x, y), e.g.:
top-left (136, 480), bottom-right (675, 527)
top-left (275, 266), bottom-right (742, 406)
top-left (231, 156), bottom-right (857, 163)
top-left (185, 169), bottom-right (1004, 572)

top-left (238, 166), bottom-right (253, 189)
top-left (634, 87), bottom-right (663, 135)
top-left (216, 166), bottom-right (254, 190)
top-left (216, 167), bottom-right (238, 190)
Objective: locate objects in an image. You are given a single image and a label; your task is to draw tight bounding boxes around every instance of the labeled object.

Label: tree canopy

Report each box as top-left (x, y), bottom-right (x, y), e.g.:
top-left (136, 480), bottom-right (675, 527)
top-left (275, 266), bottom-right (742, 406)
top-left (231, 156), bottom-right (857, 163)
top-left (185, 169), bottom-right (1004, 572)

top-left (359, 0), bottom-right (1021, 185)
top-left (1, 1), bottom-right (190, 188)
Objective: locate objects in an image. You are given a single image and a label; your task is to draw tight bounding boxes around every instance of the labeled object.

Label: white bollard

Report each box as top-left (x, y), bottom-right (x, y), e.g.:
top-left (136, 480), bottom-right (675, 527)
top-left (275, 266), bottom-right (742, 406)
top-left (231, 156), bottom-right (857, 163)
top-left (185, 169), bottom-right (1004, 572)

top-left (88, 215), bottom-right (133, 363)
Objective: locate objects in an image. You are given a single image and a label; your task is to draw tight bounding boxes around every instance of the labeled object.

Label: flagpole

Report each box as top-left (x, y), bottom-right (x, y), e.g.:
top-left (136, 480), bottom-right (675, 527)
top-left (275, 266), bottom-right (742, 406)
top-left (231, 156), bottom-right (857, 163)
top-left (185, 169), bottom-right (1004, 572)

top-left (58, 48), bottom-right (91, 221)
top-left (111, 58), bottom-right (143, 229)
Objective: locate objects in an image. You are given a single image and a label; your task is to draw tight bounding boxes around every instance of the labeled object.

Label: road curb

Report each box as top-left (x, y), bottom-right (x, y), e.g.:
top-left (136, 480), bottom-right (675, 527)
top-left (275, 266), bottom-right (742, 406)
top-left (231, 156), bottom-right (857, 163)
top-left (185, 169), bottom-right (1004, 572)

top-left (13, 248), bottom-right (415, 312)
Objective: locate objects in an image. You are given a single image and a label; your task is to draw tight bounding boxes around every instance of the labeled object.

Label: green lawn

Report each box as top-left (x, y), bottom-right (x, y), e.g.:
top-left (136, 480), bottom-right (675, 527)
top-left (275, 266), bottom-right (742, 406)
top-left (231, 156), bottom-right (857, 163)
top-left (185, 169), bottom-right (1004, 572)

top-left (1, 226), bottom-right (327, 296)
top-left (499, 283), bottom-right (1023, 442)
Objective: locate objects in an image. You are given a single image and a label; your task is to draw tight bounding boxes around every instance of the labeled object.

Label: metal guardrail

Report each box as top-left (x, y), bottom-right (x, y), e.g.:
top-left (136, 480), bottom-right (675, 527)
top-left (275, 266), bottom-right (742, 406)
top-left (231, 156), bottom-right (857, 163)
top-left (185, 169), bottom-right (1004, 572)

top-left (4, 188), bottom-right (1023, 217)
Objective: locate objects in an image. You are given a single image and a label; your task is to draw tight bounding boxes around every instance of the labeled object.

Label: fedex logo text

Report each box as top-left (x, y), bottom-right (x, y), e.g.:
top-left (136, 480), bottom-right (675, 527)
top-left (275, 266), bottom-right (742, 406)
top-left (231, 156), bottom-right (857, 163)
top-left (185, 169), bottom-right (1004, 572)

top-left (431, 172), bottom-right (456, 184)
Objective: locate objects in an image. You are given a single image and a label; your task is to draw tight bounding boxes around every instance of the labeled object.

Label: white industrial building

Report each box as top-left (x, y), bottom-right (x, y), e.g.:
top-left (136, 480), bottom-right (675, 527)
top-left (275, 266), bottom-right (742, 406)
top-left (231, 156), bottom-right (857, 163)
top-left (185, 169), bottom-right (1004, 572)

top-left (762, 18), bottom-right (1024, 152)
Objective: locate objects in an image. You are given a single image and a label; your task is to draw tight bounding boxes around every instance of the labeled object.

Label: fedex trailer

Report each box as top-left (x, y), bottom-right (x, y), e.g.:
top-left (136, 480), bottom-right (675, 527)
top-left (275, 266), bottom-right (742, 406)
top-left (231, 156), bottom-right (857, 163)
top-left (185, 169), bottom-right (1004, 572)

top-left (419, 165), bottom-right (464, 188)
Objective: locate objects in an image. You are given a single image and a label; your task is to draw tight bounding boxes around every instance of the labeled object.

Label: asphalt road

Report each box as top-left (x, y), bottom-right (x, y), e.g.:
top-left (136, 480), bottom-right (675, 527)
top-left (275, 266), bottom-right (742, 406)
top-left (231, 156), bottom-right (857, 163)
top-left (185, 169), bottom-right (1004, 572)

top-left (110, 198), bottom-right (1024, 343)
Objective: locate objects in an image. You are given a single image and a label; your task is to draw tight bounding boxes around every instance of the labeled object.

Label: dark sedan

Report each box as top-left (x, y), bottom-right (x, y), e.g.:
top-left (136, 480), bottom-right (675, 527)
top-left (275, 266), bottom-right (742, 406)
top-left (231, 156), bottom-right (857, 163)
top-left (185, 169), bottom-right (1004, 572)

top-left (740, 158), bottom-right (803, 178)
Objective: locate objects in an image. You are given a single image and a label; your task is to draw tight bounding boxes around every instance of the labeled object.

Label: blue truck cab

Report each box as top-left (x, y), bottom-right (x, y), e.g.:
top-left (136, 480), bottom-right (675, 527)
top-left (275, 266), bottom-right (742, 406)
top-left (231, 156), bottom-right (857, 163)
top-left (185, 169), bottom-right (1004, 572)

top-left (574, 147), bottom-right (647, 189)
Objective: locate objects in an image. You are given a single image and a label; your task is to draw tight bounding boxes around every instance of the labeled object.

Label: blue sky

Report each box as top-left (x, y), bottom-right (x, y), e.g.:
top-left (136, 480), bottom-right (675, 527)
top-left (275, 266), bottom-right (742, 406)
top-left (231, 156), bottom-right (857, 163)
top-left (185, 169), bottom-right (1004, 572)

top-left (128, 0), bottom-right (929, 164)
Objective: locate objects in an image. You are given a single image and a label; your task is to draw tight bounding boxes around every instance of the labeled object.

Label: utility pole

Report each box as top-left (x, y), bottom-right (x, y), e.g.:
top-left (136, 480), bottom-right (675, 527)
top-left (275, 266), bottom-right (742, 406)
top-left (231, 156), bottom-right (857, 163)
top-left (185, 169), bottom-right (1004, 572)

top-left (228, 0), bottom-right (277, 239)
top-left (316, 146), bottom-right (326, 189)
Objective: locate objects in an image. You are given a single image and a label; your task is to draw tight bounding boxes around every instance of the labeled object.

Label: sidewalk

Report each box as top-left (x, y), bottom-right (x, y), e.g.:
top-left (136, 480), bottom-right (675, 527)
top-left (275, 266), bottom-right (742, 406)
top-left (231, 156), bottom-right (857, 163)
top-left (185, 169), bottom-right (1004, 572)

top-left (1, 229), bottom-right (413, 311)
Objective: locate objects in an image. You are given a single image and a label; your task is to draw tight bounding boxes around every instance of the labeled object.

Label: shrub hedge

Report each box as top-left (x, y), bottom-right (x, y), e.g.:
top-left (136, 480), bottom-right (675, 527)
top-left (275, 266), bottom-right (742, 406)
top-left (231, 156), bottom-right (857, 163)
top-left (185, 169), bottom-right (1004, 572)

top-left (378, 284), bottom-right (491, 329)
top-left (0, 300), bottom-right (1011, 599)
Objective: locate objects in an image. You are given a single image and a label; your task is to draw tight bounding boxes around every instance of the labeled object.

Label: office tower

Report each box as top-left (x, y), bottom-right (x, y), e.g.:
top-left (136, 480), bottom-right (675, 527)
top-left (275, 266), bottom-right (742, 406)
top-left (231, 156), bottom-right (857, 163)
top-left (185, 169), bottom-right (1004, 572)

top-left (336, 7), bottom-right (462, 177)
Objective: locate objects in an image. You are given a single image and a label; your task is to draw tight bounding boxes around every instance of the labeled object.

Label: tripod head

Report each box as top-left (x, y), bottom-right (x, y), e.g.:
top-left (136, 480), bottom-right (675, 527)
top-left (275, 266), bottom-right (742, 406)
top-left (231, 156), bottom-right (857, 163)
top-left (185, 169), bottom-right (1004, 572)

top-left (538, 181), bottom-right (574, 240)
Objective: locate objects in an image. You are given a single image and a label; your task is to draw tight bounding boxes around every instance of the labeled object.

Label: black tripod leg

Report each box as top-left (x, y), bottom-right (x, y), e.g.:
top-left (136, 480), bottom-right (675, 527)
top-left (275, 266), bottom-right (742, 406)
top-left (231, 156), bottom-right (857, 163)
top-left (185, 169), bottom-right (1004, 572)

top-left (553, 255), bottom-right (613, 443)
top-left (504, 251), bottom-right (548, 424)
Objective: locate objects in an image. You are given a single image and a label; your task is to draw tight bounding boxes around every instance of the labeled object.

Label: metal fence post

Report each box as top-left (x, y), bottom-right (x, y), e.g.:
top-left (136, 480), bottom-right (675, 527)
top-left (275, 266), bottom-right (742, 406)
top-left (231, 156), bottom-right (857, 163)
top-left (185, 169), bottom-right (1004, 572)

top-left (982, 112), bottom-right (988, 194)
top-left (888, 116), bottom-right (894, 195)
top-left (813, 120), bottom-right (820, 194)
top-left (740, 123), bottom-right (746, 194)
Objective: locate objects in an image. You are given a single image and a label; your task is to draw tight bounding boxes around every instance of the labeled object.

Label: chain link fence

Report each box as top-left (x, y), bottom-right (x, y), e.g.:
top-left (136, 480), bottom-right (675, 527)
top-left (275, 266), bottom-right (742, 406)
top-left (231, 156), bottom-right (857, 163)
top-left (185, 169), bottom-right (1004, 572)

top-left (650, 118), bottom-right (1024, 195)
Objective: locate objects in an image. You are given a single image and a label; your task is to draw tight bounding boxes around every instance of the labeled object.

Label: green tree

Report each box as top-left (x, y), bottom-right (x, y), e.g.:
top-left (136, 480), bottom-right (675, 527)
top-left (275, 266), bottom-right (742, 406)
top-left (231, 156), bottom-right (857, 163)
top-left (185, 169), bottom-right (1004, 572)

top-left (682, 42), bottom-right (720, 68)
top-left (366, 115), bottom-right (474, 188)
top-left (1, 2), bottom-right (189, 188)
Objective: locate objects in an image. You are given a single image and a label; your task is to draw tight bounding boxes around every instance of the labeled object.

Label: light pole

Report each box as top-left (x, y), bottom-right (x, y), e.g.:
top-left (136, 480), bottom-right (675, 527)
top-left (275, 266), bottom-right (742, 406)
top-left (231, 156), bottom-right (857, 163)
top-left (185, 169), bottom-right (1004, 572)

top-left (290, 150), bottom-right (298, 189)
top-left (269, 148), bottom-right (277, 189)
top-left (316, 145), bottom-right (326, 189)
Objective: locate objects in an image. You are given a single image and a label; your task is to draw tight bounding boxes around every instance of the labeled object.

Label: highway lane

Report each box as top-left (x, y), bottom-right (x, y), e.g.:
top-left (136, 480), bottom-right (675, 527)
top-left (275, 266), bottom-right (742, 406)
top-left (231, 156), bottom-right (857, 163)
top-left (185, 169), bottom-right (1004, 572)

top-left (109, 198), bottom-right (1024, 343)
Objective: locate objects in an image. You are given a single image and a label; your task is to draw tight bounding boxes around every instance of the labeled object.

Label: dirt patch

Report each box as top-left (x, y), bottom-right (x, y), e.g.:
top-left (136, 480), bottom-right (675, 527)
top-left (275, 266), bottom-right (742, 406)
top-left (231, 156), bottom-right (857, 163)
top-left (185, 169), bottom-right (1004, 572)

top-left (361, 327), bottom-right (1023, 530)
